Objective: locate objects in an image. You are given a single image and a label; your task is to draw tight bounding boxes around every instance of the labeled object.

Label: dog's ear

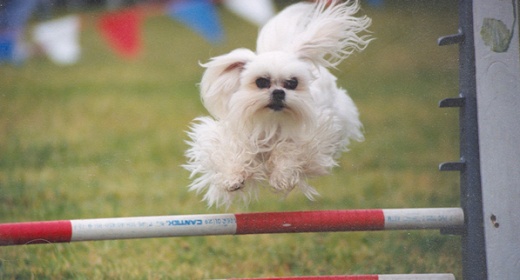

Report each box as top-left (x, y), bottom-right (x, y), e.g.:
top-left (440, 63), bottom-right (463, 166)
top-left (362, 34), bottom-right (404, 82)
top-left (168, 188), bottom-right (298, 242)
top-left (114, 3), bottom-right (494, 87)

top-left (200, 48), bottom-right (256, 119)
top-left (292, 0), bottom-right (372, 68)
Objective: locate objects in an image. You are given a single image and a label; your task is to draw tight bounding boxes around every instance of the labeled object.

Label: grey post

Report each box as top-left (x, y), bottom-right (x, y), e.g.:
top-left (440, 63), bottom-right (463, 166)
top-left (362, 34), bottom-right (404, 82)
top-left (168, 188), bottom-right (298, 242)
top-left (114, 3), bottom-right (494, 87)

top-left (439, 0), bottom-right (487, 277)
top-left (439, 0), bottom-right (520, 279)
top-left (474, 0), bottom-right (520, 279)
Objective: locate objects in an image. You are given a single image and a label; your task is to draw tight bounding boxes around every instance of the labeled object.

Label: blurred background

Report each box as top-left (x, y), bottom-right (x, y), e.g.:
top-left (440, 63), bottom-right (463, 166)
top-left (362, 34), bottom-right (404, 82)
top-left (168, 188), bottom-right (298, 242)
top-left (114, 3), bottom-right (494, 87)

top-left (0, 0), bottom-right (462, 278)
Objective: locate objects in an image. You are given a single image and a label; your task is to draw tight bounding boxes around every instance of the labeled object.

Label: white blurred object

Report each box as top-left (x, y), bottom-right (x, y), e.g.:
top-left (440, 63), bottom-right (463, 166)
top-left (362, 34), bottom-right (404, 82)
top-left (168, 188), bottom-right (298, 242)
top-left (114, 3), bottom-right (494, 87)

top-left (33, 15), bottom-right (81, 65)
top-left (223, 0), bottom-right (275, 26)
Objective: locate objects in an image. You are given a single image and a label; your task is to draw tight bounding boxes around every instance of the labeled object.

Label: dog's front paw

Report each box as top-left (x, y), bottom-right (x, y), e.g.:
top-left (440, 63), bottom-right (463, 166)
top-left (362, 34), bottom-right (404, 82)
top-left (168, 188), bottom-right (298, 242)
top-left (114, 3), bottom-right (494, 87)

top-left (197, 173), bottom-right (249, 208)
top-left (225, 178), bottom-right (245, 192)
top-left (269, 168), bottom-right (300, 193)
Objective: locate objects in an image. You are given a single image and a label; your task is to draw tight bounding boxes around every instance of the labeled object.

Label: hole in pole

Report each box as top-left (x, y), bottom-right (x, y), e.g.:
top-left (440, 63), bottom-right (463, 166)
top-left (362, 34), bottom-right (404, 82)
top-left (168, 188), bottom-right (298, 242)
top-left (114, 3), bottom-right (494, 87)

top-left (490, 214), bottom-right (500, 228)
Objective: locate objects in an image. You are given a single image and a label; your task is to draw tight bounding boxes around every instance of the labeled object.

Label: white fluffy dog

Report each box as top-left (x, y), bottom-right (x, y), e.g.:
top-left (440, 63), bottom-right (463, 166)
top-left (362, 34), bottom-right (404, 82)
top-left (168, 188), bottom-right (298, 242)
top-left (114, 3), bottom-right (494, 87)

top-left (184, 0), bottom-right (372, 208)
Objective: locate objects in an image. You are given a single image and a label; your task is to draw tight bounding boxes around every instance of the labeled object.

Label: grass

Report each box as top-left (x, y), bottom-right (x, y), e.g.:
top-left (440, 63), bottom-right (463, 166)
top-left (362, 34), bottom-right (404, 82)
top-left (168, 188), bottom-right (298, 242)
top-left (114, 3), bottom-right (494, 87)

top-left (0, 1), bottom-right (462, 279)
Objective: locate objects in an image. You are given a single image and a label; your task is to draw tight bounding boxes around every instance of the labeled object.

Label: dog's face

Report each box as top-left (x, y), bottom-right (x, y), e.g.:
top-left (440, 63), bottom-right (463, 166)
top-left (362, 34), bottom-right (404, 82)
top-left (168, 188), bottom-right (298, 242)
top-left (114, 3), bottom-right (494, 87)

top-left (200, 50), bottom-right (317, 136)
top-left (229, 52), bottom-right (315, 126)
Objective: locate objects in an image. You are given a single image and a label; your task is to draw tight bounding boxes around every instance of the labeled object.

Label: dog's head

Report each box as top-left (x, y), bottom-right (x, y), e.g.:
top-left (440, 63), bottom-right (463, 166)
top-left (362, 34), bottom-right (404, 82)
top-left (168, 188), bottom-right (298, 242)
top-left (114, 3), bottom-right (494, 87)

top-left (198, 0), bottom-right (371, 134)
top-left (200, 49), bottom-right (316, 134)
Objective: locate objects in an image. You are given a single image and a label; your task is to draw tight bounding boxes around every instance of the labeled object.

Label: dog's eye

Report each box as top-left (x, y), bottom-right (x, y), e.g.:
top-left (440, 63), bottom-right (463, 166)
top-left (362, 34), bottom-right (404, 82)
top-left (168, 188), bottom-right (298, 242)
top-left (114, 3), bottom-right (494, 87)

top-left (255, 77), bottom-right (271, 89)
top-left (284, 78), bottom-right (298, 90)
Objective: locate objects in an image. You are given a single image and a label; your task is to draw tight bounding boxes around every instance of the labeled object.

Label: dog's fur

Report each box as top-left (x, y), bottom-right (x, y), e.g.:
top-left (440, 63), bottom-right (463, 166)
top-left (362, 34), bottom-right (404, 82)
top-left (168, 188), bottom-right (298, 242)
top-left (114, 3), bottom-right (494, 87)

top-left (184, 0), bottom-right (372, 208)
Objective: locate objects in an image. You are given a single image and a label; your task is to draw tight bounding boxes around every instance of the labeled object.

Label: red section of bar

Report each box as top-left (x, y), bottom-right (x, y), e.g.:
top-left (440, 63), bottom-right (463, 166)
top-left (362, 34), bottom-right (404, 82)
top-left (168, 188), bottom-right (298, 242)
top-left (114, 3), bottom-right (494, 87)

top-left (0, 220), bottom-right (72, 246)
top-left (235, 210), bottom-right (385, 234)
top-left (228, 275), bottom-right (379, 280)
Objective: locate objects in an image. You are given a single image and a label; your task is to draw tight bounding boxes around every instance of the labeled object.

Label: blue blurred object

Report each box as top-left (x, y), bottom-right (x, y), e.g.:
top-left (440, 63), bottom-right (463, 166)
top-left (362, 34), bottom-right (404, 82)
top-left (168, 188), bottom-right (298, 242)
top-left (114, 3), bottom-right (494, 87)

top-left (366, 0), bottom-right (384, 8)
top-left (0, 0), bottom-right (39, 64)
top-left (168, 0), bottom-right (224, 44)
top-left (0, 0), bottom-right (38, 29)
top-left (0, 31), bottom-right (15, 63)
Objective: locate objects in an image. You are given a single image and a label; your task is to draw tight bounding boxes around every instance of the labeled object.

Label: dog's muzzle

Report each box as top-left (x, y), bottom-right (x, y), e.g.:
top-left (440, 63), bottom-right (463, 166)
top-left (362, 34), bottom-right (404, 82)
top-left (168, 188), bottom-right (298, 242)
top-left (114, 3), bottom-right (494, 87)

top-left (268, 89), bottom-right (285, 111)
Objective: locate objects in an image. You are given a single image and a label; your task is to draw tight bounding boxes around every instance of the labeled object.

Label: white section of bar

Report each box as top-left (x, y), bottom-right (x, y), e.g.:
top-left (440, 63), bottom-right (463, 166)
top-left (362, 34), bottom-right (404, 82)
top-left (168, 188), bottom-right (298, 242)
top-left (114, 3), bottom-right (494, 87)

top-left (70, 214), bottom-right (237, 241)
top-left (379, 274), bottom-right (455, 280)
top-left (383, 208), bottom-right (463, 230)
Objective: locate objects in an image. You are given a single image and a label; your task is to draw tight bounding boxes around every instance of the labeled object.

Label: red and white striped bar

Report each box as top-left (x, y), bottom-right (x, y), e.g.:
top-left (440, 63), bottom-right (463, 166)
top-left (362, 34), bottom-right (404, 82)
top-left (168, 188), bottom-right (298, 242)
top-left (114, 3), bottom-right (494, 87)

top-left (0, 208), bottom-right (463, 246)
top-left (223, 274), bottom-right (455, 280)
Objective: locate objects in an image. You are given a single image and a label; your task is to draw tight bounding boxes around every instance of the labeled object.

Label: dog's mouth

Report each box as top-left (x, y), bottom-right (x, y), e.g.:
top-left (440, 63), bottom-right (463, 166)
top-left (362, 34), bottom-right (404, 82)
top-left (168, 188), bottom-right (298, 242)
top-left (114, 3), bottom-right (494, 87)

top-left (267, 101), bottom-right (285, 111)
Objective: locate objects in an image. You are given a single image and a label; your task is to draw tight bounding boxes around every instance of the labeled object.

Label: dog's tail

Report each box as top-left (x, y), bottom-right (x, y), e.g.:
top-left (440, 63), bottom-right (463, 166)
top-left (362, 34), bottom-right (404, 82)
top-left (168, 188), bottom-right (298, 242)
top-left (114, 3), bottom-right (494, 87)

top-left (256, 0), bottom-right (372, 68)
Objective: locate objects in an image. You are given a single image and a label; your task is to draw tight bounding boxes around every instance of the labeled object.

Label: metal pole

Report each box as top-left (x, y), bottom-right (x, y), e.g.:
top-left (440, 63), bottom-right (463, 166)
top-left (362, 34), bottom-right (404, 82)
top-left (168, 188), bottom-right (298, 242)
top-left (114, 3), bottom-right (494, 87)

top-left (0, 208), bottom-right (463, 246)
top-left (457, 1), bottom-right (487, 278)
top-left (438, 0), bottom-right (488, 278)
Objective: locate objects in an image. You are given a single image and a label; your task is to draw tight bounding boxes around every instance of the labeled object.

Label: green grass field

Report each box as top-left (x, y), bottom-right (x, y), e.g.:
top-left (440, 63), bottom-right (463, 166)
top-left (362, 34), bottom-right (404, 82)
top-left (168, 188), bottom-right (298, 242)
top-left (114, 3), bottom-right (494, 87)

top-left (1, 1), bottom-right (463, 279)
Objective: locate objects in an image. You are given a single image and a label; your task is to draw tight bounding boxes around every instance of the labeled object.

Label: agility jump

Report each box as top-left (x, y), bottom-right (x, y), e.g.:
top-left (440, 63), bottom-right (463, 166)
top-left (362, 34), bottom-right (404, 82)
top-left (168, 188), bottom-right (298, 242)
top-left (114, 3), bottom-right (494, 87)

top-left (0, 208), bottom-right (462, 246)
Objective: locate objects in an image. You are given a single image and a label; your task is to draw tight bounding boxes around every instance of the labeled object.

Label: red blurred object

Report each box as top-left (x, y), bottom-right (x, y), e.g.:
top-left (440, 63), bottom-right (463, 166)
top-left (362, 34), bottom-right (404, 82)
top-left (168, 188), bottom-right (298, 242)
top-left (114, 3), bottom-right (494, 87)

top-left (98, 8), bottom-right (143, 59)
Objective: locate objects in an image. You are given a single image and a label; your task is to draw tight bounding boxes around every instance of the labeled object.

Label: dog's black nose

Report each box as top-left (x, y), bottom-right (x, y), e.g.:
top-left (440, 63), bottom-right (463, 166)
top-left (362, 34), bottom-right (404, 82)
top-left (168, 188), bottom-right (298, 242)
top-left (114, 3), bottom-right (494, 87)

top-left (268, 89), bottom-right (286, 111)
top-left (272, 89), bottom-right (285, 101)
